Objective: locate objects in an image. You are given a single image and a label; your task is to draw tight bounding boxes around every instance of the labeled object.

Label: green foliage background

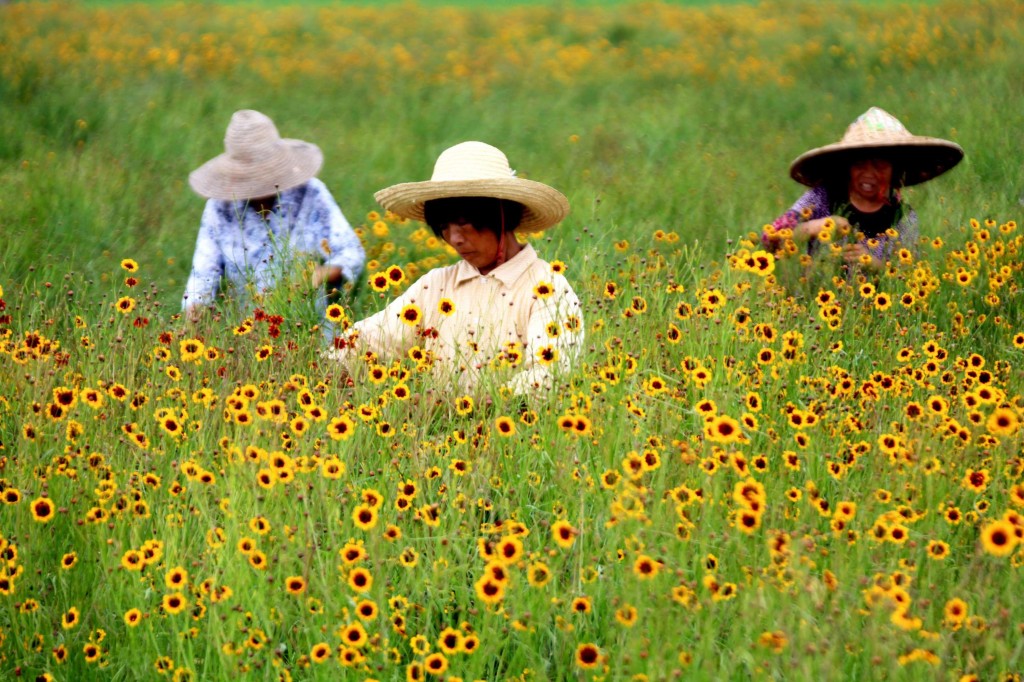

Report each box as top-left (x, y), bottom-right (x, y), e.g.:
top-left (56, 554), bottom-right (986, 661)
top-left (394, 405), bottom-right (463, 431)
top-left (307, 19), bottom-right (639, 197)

top-left (1, 0), bottom-right (1021, 318)
top-left (1, 2), bottom-right (1023, 681)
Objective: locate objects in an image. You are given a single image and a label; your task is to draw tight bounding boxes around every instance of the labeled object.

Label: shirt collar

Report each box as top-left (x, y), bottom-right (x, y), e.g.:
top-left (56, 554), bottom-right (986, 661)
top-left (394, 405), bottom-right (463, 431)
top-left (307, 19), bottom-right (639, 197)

top-left (454, 243), bottom-right (539, 287)
top-left (230, 182), bottom-right (306, 216)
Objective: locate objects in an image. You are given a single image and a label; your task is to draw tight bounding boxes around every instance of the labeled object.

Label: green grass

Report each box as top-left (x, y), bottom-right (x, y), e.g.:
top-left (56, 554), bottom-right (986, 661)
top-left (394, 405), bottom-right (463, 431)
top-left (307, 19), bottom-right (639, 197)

top-left (66, 0), bottom-right (954, 6)
top-left (1, 1), bottom-right (1023, 680)
top-left (1, 0), bottom-right (1020, 312)
top-left (72, 0), bottom-right (786, 7)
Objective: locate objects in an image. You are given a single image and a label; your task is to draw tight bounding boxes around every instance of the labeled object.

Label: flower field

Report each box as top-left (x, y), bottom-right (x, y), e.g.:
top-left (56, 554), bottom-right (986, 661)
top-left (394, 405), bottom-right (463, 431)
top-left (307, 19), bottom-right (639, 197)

top-left (2, 1), bottom-right (1024, 680)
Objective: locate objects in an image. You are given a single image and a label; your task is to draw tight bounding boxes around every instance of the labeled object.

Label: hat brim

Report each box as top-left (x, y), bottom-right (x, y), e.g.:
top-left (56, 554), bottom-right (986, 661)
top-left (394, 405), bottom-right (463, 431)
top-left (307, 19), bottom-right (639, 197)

top-left (189, 139), bottom-right (323, 200)
top-left (790, 138), bottom-right (964, 188)
top-left (374, 178), bottom-right (570, 233)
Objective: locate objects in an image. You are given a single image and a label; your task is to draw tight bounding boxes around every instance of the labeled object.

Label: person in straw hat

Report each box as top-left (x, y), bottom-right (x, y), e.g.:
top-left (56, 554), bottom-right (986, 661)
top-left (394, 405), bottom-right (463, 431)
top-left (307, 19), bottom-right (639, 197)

top-left (324, 141), bottom-right (583, 398)
top-left (182, 109), bottom-right (364, 322)
top-left (761, 107), bottom-right (963, 270)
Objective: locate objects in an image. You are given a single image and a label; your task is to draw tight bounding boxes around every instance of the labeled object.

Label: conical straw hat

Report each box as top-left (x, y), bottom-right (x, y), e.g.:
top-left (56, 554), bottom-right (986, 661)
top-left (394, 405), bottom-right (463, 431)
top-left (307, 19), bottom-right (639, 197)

top-left (189, 110), bottom-right (323, 200)
top-left (790, 107), bottom-right (963, 188)
top-left (374, 141), bottom-right (569, 232)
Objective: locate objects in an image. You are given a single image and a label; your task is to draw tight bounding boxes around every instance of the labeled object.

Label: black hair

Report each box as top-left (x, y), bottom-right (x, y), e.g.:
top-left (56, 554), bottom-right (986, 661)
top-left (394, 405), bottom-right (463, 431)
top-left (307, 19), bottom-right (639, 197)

top-left (423, 197), bottom-right (525, 238)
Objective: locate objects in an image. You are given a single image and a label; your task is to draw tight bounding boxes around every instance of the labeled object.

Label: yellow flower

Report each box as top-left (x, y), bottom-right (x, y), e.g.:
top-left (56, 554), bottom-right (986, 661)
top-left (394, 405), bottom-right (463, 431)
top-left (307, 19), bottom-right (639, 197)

top-left (162, 592), bottom-right (187, 615)
top-left (369, 272), bottom-right (389, 292)
top-left (310, 642), bottom-right (332, 663)
top-left (944, 598), bottom-right (968, 625)
top-left (980, 520), bottom-right (1018, 557)
top-left (62, 606), bottom-right (80, 629)
top-left (30, 496), bottom-right (55, 522)
top-left (987, 407), bottom-right (1019, 436)
top-left (424, 652), bottom-right (448, 676)
top-left (575, 643), bottom-right (601, 669)
top-left (632, 554), bottom-right (660, 580)
top-left (327, 415), bottom-right (356, 441)
top-left (494, 416), bottom-right (516, 437)
top-left (352, 504), bottom-right (378, 531)
top-left (347, 567), bottom-right (373, 593)
top-left (527, 562), bottom-right (552, 587)
top-left (473, 575), bottom-right (505, 605)
top-left (325, 304), bottom-right (348, 324)
top-left (385, 264), bottom-right (405, 285)
top-left (551, 520), bottom-right (577, 549)
top-left (165, 566), bottom-right (188, 589)
top-left (454, 395), bottom-right (473, 415)
top-left (339, 622), bottom-right (368, 648)
top-left (536, 345), bottom-right (558, 365)
top-left (399, 304), bottom-right (422, 326)
top-left (755, 630), bottom-right (787, 654)
top-left (704, 414), bottom-right (742, 444)
top-left (178, 338), bottom-right (204, 362)
top-left (60, 552), bottom-right (78, 570)
top-left (493, 537), bottom-right (524, 565)
top-left (438, 627), bottom-right (463, 654)
top-left (615, 604), bottom-right (638, 627)
top-left (321, 456), bottom-right (345, 479)
top-left (115, 296), bottom-right (136, 313)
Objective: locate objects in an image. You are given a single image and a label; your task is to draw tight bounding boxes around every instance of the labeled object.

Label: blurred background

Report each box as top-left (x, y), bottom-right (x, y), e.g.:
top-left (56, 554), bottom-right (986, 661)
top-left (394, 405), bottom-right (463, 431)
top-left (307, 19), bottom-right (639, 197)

top-left (1, 0), bottom-right (1020, 316)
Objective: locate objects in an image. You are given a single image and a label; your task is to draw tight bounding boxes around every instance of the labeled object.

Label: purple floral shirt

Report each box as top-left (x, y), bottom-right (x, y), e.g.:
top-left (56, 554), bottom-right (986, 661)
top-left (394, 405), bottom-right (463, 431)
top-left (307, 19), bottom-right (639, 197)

top-left (182, 178), bottom-right (365, 312)
top-left (763, 186), bottom-right (919, 261)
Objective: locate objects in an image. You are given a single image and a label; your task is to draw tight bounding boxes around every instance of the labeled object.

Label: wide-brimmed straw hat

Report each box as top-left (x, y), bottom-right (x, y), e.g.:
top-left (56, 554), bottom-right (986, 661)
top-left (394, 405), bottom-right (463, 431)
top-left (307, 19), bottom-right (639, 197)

top-left (189, 110), bottom-right (323, 200)
top-left (374, 141), bottom-right (569, 232)
top-left (790, 107), bottom-right (963, 188)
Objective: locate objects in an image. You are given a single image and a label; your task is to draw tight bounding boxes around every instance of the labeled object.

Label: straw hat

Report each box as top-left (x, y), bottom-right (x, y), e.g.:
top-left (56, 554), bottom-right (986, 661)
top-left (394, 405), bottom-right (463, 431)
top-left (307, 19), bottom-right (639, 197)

top-left (189, 110), bottom-right (323, 200)
top-left (374, 141), bottom-right (569, 232)
top-left (789, 107), bottom-right (963, 188)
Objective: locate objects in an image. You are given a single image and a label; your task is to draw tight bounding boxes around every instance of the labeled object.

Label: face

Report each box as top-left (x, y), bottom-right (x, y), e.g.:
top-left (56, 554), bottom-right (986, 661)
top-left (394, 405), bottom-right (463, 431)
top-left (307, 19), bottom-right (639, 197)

top-left (441, 218), bottom-right (502, 272)
top-left (849, 158), bottom-right (893, 202)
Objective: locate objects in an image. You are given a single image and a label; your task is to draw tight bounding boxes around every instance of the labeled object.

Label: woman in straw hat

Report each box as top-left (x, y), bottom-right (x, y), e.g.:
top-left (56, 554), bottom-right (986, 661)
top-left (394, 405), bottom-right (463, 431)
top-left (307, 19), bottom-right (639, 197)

top-left (761, 107), bottom-right (963, 270)
top-left (325, 141), bottom-right (583, 398)
top-left (182, 110), bottom-right (365, 322)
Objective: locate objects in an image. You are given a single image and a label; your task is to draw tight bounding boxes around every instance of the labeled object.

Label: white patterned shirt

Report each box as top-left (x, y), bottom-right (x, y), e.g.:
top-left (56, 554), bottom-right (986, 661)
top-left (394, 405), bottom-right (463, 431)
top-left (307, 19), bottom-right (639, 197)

top-left (182, 178), bottom-right (365, 312)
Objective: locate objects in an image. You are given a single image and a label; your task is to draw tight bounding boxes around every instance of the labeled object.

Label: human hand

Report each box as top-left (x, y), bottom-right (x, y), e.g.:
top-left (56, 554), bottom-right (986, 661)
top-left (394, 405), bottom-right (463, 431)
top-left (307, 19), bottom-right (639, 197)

top-left (312, 265), bottom-right (343, 289)
top-left (842, 243), bottom-right (879, 270)
top-left (828, 215), bottom-right (851, 232)
top-left (320, 346), bottom-right (346, 363)
top-left (319, 352), bottom-right (352, 386)
top-left (184, 305), bottom-right (204, 324)
top-left (797, 216), bottom-right (848, 241)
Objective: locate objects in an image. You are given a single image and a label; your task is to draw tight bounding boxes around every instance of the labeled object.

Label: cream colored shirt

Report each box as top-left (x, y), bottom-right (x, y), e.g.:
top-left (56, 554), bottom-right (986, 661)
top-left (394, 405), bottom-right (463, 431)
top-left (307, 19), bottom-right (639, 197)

top-left (327, 244), bottom-right (583, 397)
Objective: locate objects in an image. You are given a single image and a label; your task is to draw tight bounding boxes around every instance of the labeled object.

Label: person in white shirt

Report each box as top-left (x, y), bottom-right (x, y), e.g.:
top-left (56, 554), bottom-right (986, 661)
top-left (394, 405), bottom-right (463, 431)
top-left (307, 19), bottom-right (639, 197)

top-left (326, 141), bottom-right (583, 398)
top-left (183, 110), bottom-right (364, 323)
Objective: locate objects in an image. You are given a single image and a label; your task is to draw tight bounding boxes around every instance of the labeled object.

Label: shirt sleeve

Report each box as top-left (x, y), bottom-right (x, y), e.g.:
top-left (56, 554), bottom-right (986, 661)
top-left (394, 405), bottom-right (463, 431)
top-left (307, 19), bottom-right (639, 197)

top-left (761, 187), bottom-right (829, 251)
top-left (896, 204), bottom-right (919, 256)
top-left (304, 178), bottom-right (365, 284)
top-left (182, 201), bottom-right (224, 310)
top-left (505, 274), bottom-right (585, 397)
top-left (322, 271), bottom-right (433, 371)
